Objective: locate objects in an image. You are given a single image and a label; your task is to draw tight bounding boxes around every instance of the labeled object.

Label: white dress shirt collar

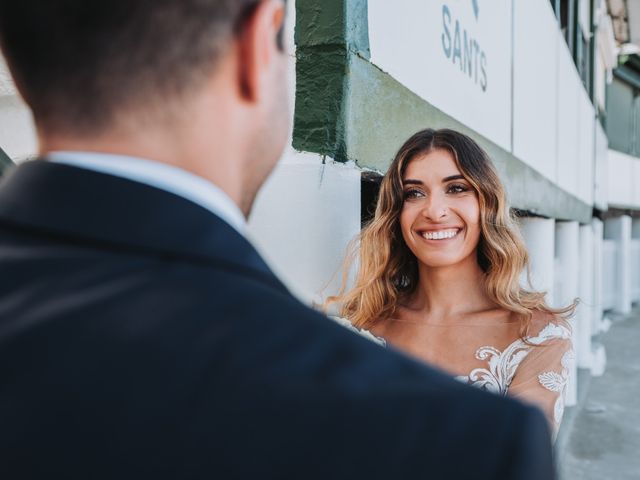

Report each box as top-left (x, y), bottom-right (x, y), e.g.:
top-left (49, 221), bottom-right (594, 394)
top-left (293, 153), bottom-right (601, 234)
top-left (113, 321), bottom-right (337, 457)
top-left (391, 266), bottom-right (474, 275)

top-left (46, 151), bottom-right (247, 235)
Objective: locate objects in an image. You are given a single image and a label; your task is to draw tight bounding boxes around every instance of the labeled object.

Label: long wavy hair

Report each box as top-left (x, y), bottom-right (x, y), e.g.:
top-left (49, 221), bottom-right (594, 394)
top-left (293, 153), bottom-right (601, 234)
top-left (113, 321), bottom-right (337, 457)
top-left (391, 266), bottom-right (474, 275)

top-left (328, 128), bottom-right (575, 337)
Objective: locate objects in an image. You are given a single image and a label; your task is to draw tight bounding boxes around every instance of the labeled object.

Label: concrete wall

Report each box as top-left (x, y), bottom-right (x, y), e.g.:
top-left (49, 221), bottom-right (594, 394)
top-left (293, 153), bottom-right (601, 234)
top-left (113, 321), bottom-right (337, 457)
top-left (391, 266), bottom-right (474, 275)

top-left (248, 151), bottom-right (360, 304)
top-left (594, 122), bottom-right (609, 211)
top-left (513, 2), bottom-right (595, 206)
top-left (607, 149), bottom-right (640, 209)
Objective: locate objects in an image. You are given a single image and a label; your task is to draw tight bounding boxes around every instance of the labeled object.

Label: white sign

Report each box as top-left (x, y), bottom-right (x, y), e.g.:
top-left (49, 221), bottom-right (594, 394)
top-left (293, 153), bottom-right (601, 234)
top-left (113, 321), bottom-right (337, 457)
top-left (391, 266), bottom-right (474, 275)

top-left (368, 0), bottom-right (513, 150)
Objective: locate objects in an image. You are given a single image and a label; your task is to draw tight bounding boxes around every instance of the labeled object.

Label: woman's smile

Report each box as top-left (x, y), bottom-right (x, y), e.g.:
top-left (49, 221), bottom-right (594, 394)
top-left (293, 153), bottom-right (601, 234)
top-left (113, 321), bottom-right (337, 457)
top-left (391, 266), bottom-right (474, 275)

top-left (417, 227), bottom-right (463, 241)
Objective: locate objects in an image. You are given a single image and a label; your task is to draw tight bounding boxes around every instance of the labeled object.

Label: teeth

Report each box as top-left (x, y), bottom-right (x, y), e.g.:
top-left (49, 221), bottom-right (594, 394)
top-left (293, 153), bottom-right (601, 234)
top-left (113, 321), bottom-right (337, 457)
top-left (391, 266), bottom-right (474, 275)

top-left (421, 229), bottom-right (459, 240)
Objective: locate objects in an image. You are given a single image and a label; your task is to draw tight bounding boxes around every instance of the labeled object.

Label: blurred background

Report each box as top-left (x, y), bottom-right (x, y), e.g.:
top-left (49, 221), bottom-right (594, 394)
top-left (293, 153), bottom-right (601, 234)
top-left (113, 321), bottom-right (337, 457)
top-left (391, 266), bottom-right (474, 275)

top-left (1, 0), bottom-right (638, 478)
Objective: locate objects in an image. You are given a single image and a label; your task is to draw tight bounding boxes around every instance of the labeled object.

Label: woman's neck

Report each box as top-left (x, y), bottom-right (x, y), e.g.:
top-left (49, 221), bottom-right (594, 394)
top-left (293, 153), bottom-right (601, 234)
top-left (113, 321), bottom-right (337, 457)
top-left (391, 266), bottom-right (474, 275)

top-left (408, 255), bottom-right (495, 321)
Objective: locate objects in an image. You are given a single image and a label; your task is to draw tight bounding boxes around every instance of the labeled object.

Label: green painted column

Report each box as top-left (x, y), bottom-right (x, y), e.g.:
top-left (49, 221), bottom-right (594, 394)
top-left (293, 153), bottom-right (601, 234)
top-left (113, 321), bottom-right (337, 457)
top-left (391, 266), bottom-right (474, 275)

top-left (293, 0), bottom-right (369, 162)
top-left (0, 147), bottom-right (13, 177)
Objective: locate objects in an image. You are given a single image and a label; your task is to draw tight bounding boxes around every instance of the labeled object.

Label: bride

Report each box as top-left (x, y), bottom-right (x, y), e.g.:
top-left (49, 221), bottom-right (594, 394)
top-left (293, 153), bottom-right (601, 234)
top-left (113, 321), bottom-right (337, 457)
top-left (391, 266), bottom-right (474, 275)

top-left (328, 128), bottom-right (575, 436)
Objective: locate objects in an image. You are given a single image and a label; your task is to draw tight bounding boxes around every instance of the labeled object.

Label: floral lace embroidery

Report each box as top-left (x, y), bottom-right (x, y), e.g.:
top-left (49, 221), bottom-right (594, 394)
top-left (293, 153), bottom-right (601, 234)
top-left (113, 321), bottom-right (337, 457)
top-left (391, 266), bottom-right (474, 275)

top-left (538, 348), bottom-right (575, 424)
top-left (331, 317), bottom-right (573, 424)
top-left (454, 323), bottom-right (572, 397)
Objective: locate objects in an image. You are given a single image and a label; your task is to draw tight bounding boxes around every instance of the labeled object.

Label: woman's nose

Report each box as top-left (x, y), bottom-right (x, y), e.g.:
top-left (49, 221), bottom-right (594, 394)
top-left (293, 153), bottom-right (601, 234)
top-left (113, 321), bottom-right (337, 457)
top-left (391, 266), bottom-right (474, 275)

top-left (420, 193), bottom-right (448, 220)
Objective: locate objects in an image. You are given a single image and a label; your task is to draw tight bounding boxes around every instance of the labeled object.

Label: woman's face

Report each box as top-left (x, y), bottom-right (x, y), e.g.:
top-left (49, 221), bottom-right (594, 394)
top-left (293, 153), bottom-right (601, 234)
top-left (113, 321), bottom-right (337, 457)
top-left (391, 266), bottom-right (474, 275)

top-left (399, 148), bottom-right (481, 269)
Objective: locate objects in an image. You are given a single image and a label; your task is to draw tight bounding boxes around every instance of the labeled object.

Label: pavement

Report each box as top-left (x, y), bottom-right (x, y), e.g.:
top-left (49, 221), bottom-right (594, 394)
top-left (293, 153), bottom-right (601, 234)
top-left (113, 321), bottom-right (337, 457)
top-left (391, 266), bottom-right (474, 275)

top-left (559, 310), bottom-right (640, 480)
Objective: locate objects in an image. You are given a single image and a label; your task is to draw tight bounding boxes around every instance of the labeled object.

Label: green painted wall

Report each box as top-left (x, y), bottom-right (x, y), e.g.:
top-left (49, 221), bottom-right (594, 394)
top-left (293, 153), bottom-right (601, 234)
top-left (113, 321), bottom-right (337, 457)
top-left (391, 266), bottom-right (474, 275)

top-left (293, 0), bottom-right (368, 161)
top-left (0, 147), bottom-right (12, 177)
top-left (293, 0), bottom-right (592, 223)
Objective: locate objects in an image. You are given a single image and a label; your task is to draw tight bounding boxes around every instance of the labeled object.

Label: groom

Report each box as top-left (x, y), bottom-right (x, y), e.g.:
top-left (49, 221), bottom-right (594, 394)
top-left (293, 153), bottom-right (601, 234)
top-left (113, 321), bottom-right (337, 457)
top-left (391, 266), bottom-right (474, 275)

top-left (0, 1), bottom-right (555, 478)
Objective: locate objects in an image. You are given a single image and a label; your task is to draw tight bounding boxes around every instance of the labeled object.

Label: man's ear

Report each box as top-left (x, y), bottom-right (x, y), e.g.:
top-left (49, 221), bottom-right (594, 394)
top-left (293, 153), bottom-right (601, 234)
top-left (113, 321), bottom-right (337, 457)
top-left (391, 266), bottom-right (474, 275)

top-left (236, 0), bottom-right (286, 102)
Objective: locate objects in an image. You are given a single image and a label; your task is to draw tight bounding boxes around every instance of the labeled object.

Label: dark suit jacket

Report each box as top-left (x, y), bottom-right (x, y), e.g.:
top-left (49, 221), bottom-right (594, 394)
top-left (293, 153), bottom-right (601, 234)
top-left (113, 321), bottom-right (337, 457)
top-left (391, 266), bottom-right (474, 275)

top-left (0, 160), bottom-right (555, 479)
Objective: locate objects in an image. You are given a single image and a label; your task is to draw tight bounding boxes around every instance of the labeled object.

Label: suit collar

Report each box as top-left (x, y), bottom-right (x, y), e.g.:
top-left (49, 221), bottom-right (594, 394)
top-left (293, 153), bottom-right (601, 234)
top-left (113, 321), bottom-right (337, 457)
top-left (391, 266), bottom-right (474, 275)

top-left (46, 151), bottom-right (247, 236)
top-left (0, 160), bottom-right (287, 292)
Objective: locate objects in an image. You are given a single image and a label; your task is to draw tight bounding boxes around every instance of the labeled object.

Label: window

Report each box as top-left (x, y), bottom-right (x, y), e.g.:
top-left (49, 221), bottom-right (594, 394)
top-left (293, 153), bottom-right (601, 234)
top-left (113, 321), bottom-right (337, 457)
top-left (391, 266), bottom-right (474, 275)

top-left (607, 71), bottom-right (640, 156)
top-left (551, 0), bottom-right (594, 97)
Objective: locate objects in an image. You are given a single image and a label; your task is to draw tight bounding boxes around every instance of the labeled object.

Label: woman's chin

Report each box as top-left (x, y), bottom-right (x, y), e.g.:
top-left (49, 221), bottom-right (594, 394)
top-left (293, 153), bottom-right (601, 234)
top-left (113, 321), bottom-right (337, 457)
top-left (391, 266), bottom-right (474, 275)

top-left (415, 250), bottom-right (476, 269)
top-left (417, 256), bottom-right (463, 269)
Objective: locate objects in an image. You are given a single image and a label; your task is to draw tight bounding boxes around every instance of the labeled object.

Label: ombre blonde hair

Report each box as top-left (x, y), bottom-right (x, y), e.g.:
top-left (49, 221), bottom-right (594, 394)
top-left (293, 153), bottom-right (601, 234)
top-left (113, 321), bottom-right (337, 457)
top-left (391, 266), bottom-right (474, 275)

top-left (328, 128), bottom-right (575, 338)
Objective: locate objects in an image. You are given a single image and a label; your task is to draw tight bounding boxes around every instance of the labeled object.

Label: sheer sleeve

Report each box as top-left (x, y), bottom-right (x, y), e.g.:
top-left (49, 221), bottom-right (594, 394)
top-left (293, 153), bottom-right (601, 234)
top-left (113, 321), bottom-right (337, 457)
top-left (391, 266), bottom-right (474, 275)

top-left (508, 331), bottom-right (574, 438)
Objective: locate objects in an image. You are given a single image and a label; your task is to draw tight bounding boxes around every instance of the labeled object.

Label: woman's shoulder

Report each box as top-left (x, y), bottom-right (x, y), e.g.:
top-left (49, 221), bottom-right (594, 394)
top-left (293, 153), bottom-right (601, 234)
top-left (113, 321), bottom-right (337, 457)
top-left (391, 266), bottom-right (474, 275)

top-left (526, 310), bottom-right (572, 344)
top-left (329, 316), bottom-right (387, 347)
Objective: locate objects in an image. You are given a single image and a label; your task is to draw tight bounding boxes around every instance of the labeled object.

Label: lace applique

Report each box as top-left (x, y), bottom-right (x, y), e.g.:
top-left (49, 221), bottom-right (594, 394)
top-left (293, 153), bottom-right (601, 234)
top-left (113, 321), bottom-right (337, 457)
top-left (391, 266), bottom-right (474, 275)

top-left (455, 322), bottom-right (572, 396)
top-left (539, 348), bottom-right (575, 424)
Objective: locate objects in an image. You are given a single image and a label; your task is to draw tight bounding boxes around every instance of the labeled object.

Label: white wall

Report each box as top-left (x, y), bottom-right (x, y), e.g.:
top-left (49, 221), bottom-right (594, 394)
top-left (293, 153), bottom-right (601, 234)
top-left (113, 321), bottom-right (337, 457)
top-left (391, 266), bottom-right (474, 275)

top-left (604, 216), bottom-right (632, 314)
top-left (248, 153), bottom-right (360, 304)
top-left (368, 0), bottom-right (513, 151)
top-left (607, 149), bottom-right (640, 209)
top-left (577, 223), bottom-right (594, 370)
top-left (512, 0), bottom-right (558, 181)
top-left (631, 239), bottom-right (640, 303)
top-left (248, 0), bottom-right (361, 304)
top-left (594, 122), bottom-right (609, 211)
top-left (0, 57), bottom-right (37, 160)
top-left (520, 217), bottom-right (556, 305)
top-left (592, 217), bottom-right (605, 332)
top-left (556, 35), bottom-right (582, 198)
top-left (577, 88), bottom-right (595, 205)
top-left (602, 239), bottom-right (617, 311)
top-left (0, 56), bottom-right (17, 97)
top-left (512, 5), bottom-right (597, 206)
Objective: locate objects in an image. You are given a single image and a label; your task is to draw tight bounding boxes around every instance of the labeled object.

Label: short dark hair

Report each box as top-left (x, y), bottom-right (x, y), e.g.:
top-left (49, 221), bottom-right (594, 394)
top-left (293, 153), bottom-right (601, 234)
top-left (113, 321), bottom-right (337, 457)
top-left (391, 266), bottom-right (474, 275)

top-left (0, 0), bottom-right (284, 134)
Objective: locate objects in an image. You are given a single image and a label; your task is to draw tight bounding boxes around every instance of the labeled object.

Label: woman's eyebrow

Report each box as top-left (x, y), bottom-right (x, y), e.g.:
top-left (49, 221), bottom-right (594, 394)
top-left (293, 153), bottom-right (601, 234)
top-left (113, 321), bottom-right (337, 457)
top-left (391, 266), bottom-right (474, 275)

top-left (442, 174), bottom-right (465, 182)
top-left (402, 179), bottom-right (423, 186)
top-left (403, 176), bottom-right (464, 185)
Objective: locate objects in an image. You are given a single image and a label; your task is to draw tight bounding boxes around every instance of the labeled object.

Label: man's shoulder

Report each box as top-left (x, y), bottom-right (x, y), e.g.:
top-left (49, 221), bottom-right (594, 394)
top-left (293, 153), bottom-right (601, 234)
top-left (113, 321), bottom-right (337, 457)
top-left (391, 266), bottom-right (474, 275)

top-left (160, 264), bottom-right (551, 451)
top-left (161, 264), bottom-right (544, 411)
top-left (0, 245), bottom-right (554, 478)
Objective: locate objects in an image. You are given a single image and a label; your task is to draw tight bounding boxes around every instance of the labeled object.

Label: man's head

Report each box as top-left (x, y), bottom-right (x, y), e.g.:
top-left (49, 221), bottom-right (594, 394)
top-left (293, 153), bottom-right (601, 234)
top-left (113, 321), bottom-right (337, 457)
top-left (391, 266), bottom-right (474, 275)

top-left (0, 0), bottom-right (290, 215)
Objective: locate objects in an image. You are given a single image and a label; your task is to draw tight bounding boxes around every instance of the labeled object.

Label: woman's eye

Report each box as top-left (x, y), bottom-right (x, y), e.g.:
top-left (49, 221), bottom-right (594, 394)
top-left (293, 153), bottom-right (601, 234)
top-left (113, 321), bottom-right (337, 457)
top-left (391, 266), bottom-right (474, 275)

top-left (403, 189), bottom-right (424, 199)
top-left (447, 184), bottom-right (468, 194)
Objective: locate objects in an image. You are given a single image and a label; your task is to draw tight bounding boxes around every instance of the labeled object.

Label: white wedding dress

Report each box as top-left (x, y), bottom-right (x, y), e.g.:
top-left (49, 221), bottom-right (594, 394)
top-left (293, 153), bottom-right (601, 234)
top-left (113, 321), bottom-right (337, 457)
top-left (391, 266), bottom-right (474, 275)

top-left (331, 315), bottom-right (573, 437)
